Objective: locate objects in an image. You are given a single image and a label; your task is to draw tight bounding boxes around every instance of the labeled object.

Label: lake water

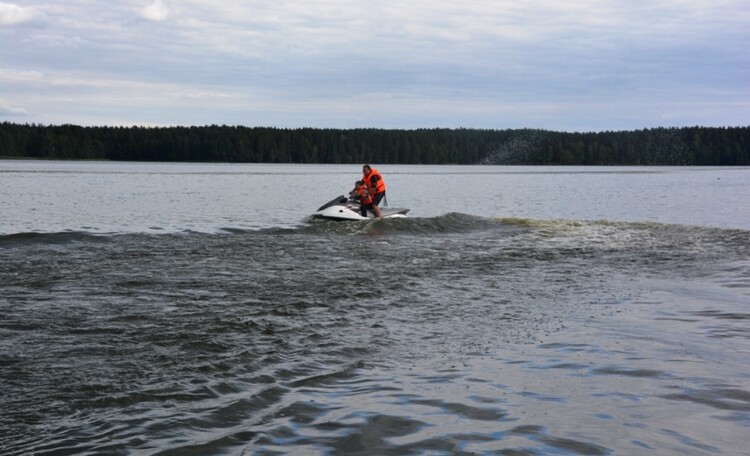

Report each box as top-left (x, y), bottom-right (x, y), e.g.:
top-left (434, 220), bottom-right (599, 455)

top-left (1, 161), bottom-right (749, 455)
top-left (2, 161), bottom-right (749, 233)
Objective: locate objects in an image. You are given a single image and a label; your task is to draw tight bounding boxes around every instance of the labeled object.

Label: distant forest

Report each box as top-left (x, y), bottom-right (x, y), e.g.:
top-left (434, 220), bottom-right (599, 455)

top-left (1, 122), bottom-right (748, 165)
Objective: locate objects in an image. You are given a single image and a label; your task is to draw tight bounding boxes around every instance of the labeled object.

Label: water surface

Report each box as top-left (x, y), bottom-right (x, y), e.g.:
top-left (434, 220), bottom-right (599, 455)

top-left (2, 162), bottom-right (748, 233)
top-left (1, 162), bottom-right (749, 455)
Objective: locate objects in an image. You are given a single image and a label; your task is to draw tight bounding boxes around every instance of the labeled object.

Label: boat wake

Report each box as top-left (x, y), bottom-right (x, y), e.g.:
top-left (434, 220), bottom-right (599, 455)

top-left (2, 214), bottom-right (749, 247)
top-left (2, 213), bottom-right (749, 456)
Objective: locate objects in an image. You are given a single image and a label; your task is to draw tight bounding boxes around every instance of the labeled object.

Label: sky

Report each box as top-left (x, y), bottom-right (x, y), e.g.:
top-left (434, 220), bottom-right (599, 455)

top-left (1, 0), bottom-right (748, 131)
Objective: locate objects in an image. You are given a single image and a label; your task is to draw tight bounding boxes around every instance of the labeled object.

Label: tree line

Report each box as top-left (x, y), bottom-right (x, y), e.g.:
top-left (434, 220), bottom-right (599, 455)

top-left (1, 122), bottom-right (748, 165)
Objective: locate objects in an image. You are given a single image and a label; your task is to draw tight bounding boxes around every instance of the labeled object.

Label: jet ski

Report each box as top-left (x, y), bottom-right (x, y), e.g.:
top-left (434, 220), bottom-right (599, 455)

top-left (312, 195), bottom-right (409, 221)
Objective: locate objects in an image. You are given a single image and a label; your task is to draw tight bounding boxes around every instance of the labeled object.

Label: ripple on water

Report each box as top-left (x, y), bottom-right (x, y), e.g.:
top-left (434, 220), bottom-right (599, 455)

top-left (1, 221), bottom-right (749, 455)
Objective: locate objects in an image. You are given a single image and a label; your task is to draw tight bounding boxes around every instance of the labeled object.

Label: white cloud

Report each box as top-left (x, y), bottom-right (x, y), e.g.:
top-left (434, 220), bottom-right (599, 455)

top-left (0, 99), bottom-right (28, 116)
top-left (0, 0), bottom-right (748, 129)
top-left (0, 2), bottom-right (34, 26)
top-left (141, 0), bottom-right (170, 22)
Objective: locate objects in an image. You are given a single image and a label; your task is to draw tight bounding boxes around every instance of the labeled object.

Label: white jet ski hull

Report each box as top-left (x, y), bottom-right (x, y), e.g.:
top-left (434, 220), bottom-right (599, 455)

top-left (312, 195), bottom-right (409, 221)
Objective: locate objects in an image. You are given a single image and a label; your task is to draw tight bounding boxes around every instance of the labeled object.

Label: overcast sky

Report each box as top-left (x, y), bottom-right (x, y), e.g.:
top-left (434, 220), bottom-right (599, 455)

top-left (1, 0), bottom-right (748, 131)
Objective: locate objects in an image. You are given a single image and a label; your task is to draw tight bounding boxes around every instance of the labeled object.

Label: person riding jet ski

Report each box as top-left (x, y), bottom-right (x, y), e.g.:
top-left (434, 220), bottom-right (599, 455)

top-left (361, 164), bottom-right (386, 218)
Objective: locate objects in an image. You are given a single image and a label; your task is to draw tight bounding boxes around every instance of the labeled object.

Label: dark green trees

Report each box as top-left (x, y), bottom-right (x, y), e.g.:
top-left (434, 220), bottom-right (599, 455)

top-left (0, 122), bottom-right (747, 165)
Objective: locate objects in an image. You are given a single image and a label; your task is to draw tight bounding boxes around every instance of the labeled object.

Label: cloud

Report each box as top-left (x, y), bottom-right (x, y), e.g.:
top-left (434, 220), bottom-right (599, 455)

top-left (0, 0), bottom-right (748, 129)
top-left (140, 0), bottom-right (170, 22)
top-left (0, 2), bottom-right (34, 26)
top-left (0, 99), bottom-right (28, 116)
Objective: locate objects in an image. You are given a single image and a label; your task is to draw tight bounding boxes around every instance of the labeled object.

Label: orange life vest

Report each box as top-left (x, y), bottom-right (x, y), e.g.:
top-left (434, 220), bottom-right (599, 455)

top-left (363, 168), bottom-right (386, 195)
top-left (355, 185), bottom-right (372, 205)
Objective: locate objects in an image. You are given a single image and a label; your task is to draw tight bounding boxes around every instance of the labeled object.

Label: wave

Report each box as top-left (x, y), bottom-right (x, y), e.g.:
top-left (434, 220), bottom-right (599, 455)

top-left (0, 231), bottom-right (112, 248)
top-left (3, 216), bottom-right (749, 249)
top-left (295, 212), bottom-right (519, 236)
top-left (495, 217), bottom-right (750, 261)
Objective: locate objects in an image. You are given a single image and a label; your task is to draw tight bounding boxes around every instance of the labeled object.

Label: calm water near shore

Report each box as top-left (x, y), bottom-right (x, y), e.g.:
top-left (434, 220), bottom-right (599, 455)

top-left (1, 161), bottom-right (749, 455)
